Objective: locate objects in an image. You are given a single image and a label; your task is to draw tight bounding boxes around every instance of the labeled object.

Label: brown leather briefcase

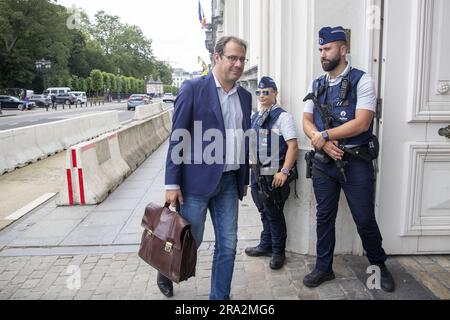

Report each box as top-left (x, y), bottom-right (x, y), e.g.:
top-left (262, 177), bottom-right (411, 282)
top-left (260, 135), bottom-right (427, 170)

top-left (138, 203), bottom-right (197, 284)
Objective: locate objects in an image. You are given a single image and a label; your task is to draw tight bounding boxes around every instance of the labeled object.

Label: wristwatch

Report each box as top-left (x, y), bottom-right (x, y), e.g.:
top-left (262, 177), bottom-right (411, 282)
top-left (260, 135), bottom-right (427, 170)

top-left (321, 130), bottom-right (330, 141)
top-left (281, 168), bottom-right (290, 176)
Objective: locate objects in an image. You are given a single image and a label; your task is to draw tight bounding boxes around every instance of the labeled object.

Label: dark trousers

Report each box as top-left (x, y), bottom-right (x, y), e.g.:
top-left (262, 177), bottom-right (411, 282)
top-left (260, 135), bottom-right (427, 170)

top-left (251, 184), bottom-right (287, 255)
top-left (312, 159), bottom-right (387, 273)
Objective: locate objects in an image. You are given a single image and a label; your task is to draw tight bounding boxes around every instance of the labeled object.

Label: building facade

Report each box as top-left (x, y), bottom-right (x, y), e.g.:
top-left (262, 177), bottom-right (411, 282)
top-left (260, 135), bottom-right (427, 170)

top-left (206, 0), bottom-right (450, 255)
top-left (172, 68), bottom-right (191, 88)
top-left (172, 69), bottom-right (207, 88)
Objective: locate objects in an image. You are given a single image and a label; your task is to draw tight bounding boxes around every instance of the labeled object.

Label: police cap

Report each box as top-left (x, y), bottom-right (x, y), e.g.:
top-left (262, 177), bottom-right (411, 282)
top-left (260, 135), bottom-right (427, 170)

top-left (258, 76), bottom-right (278, 91)
top-left (319, 26), bottom-right (347, 45)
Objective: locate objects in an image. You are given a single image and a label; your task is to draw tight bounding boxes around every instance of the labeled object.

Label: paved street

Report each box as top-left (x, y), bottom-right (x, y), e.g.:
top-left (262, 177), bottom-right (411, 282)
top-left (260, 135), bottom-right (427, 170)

top-left (0, 141), bottom-right (449, 300)
top-left (0, 99), bottom-right (169, 130)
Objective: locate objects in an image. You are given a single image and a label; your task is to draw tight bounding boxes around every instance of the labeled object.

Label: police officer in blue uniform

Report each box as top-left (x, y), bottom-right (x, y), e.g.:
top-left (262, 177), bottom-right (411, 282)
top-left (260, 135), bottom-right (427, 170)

top-left (245, 77), bottom-right (298, 270)
top-left (302, 26), bottom-right (395, 292)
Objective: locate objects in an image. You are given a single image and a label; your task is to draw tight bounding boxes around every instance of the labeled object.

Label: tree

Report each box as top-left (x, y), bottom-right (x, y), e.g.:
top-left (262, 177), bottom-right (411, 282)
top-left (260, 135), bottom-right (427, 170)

top-left (108, 73), bottom-right (116, 92)
top-left (86, 77), bottom-right (93, 94)
top-left (0, 0), bottom-right (73, 90)
top-left (129, 77), bottom-right (137, 94)
top-left (154, 62), bottom-right (173, 85)
top-left (164, 85), bottom-right (180, 95)
top-left (90, 69), bottom-right (103, 96)
top-left (81, 78), bottom-right (88, 93)
top-left (121, 76), bottom-right (129, 94)
top-left (102, 72), bottom-right (110, 92)
top-left (139, 80), bottom-right (146, 93)
top-left (0, 2), bottom-right (161, 94)
top-left (91, 11), bottom-right (121, 55)
top-left (71, 75), bottom-right (79, 90)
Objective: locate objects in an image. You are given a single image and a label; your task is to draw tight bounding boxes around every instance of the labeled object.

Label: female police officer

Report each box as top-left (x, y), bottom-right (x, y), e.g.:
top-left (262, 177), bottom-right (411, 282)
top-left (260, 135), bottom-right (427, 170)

top-left (245, 77), bottom-right (298, 270)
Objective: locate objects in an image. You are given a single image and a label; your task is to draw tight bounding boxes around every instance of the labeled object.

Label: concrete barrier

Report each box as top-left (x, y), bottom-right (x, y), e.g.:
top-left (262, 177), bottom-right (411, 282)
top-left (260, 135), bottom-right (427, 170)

top-left (58, 109), bottom-right (173, 206)
top-left (0, 112), bottom-right (120, 175)
top-left (58, 132), bottom-right (130, 206)
top-left (118, 109), bottom-right (173, 170)
top-left (133, 102), bottom-right (164, 121)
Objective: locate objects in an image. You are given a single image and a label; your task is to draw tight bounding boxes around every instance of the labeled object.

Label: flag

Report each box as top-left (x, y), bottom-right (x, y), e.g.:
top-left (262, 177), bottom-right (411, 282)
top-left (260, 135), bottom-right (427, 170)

top-left (198, 0), bottom-right (207, 29)
top-left (198, 56), bottom-right (209, 76)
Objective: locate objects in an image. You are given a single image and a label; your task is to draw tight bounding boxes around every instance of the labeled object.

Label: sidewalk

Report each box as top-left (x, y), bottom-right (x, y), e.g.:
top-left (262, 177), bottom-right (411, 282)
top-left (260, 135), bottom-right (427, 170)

top-left (0, 141), bottom-right (449, 300)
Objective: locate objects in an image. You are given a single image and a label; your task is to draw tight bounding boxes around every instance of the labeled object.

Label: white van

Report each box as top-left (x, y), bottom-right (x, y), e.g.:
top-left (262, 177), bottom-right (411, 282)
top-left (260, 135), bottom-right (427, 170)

top-left (70, 91), bottom-right (87, 104)
top-left (44, 87), bottom-right (71, 96)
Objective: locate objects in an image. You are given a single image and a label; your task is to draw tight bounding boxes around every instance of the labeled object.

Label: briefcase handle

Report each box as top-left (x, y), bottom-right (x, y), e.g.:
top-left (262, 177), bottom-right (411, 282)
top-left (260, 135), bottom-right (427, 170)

top-left (164, 202), bottom-right (181, 213)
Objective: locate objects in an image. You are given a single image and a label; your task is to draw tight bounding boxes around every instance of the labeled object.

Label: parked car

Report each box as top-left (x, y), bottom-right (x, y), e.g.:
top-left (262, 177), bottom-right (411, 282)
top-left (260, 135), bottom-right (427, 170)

top-left (0, 88), bottom-right (33, 100)
top-left (127, 94), bottom-right (150, 111)
top-left (0, 95), bottom-right (36, 110)
top-left (29, 94), bottom-right (51, 108)
top-left (70, 91), bottom-right (87, 105)
top-left (162, 93), bottom-right (175, 103)
top-left (54, 93), bottom-right (77, 105)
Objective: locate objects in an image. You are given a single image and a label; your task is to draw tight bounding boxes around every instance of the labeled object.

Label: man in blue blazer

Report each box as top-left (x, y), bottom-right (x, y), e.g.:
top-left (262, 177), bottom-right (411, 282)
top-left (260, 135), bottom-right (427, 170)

top-left (162, 36), bottom-right (252, 300)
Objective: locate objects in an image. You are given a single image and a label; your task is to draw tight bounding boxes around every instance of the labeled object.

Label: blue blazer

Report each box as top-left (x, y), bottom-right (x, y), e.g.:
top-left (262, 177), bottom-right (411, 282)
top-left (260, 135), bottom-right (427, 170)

top-left (165, 73), bottom-right (252, 200)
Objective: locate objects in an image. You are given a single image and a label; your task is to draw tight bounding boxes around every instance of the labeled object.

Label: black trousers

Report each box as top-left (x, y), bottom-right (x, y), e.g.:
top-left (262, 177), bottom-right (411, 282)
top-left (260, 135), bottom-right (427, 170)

top-left (251, 181), bottom-right (288, 255)
top-left (312, 159), bottom-right (387, 273)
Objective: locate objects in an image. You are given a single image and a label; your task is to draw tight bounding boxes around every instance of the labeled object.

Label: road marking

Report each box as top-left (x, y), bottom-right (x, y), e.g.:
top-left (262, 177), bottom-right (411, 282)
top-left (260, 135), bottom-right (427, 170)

top-left (5, 193), bottom-right (56, 221)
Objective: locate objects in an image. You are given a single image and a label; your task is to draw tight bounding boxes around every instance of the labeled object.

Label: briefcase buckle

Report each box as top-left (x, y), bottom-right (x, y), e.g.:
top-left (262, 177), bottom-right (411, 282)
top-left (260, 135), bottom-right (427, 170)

top-left (165, 242), bottom-right (173, 253)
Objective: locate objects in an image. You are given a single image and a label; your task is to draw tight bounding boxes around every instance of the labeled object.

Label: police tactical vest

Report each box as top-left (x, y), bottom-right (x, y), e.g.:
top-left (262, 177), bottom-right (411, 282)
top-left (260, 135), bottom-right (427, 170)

top-left (251, 107), bottom-right (288, 167)
top-left (312, 68), bottom-right (374, 146)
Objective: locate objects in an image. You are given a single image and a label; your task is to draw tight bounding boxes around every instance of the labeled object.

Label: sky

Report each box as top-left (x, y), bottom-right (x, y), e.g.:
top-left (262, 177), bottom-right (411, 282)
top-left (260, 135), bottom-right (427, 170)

top-left (57, 0), bottom-right (212, 72)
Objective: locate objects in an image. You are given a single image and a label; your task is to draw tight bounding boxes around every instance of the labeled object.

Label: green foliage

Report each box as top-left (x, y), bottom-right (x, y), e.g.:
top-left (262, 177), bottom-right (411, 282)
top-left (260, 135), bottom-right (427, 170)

top-left (90, 69), bottom-right (103, 93)
top-left (154, 63), bottom-right (174, 85)
top-left (86, 77), bottom-right (93, 92)
top-left (102, 72), bottom-right (110, 90)
top-left (0, 0), bottom-right (73, 90)
top-left (172, 86), bottom-right (180, 96)
top-left (108, 73), bottom-right (116, 92)
top-left (164, 85), bottom-right (179, 95)
top-left (81, 78), bottom-right (88, 92)
top-left (0, 1), bottom-right (171, 93)
top-left (122, 76), bottom-right (129, 94)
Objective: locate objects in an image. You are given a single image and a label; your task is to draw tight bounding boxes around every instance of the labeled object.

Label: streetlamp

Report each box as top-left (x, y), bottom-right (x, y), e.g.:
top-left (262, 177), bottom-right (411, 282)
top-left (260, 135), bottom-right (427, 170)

top-left (144, 76), bottom-right (148, 94)
top-left (35, 59), bottom-right (52, 93)
top-left (117, 68), bottom-right (121, 103)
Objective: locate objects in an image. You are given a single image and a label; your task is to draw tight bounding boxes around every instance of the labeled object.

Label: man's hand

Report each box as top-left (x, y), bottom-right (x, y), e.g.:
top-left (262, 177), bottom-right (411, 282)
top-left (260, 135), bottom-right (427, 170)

top-left (323, 141), bottom-right (344, 160)
top-left (311, 131), bottom-right (326, 150)
top-left (165, 190), bottom-right (184, 208)
top-left (272, 172), bottom-right (288, 188)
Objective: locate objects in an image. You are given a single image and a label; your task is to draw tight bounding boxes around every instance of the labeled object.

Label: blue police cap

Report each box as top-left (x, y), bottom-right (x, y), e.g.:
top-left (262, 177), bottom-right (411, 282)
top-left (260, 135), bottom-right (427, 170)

top-left (319, 26), bottom-right (347, 45)
top-left (258, 76), bottom-right (278, 91)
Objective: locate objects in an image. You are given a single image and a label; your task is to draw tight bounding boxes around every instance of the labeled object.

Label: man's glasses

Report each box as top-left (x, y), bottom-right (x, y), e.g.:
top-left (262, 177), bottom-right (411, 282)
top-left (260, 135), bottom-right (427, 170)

top-left (222, 55), bottom-right (249, 64)
top-left (255, 90), bottom-right (271, 97)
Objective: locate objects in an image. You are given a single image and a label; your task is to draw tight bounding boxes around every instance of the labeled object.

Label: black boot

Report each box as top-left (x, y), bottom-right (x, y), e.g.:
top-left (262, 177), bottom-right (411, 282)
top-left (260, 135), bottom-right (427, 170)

top-left (270, 254), bottom-right (286, 270)
top-left (303, 269), bottom-right (336, 288)
top-left (377, 263), bottom-right (395, 293)
top-left (245, 245), bottom-right (272, 257)
top-left (157, 272), bottom-right (173, 298)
